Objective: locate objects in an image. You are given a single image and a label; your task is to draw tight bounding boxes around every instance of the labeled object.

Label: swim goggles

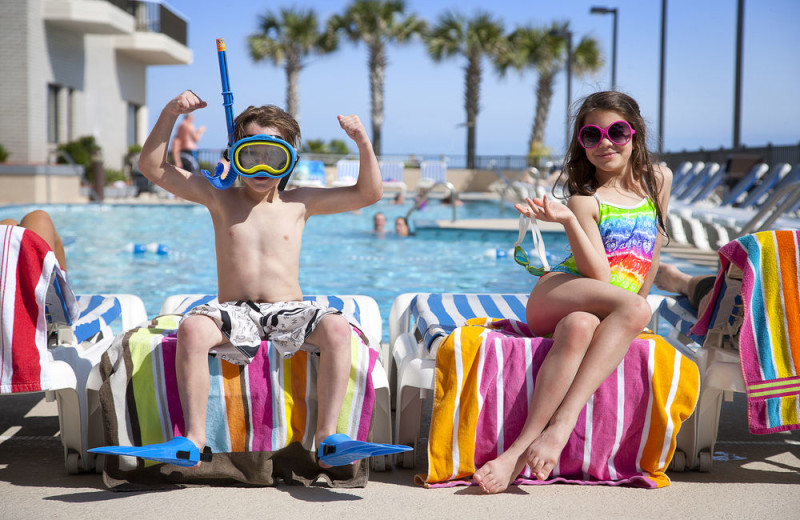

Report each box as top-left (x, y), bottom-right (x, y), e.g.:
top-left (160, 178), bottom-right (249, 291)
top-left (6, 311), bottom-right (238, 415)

top-left (578, 120), bottom-right (635, 149)
top-left (230, 134), bottom-right (297, 178)
top-left (513, 213), bottom-right (550, 277)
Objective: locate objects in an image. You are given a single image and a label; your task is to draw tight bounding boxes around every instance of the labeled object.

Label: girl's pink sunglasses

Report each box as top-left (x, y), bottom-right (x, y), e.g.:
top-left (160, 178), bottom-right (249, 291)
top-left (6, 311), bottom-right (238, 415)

top-left (578, 120), bottom-right (636, 149)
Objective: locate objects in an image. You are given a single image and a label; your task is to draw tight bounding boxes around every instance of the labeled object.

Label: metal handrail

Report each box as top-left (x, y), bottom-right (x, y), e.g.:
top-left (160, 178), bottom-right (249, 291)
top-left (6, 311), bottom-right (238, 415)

top-left (407, 181), bottom-right (459, 222)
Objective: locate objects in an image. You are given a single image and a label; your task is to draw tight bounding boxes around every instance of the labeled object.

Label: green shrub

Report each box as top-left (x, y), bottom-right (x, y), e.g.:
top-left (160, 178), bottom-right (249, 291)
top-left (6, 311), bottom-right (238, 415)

top-left (0, 143), bottom-right (8, 162)
top-left (58, 136), bottom-right (100, 182)
top-left (103, 168), bottom-right (127, 185)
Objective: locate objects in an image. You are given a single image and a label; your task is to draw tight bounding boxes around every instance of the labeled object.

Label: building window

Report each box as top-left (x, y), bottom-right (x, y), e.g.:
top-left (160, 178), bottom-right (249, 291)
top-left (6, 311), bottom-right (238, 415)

top-left (127, 103), bottom-right (140, 147)
top-left (47, 84), bottom-right (59, 144)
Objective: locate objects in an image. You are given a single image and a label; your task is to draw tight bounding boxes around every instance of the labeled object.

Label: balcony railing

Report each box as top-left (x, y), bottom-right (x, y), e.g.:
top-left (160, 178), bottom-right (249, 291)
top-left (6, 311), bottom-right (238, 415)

top-left (126, 1), bottom-right (187, 46)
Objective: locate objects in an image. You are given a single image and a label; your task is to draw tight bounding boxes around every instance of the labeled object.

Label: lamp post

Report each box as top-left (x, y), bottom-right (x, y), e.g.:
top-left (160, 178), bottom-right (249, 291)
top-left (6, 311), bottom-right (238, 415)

top-left (550, 29), bottom-right (573, 150)
top-left (658, 0), bottom-right (667, 153)
top-left (590, 6), bottom-right (618, 90)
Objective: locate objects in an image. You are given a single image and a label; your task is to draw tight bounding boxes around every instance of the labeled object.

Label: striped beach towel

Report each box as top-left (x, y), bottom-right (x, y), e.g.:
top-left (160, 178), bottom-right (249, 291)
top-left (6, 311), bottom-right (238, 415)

top-left (1, 225), bottom-right (78, 393)
top-left (691, 230), bottom-right (800, 434)
top-left (422, 318), bottom-right (699, 488)
top-left (97, 314), bottom-right (379, 488)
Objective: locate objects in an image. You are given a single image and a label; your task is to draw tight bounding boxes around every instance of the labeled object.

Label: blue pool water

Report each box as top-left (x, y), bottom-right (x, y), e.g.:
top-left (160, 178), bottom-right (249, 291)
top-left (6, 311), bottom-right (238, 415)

top-left (0, 200), bottom-right (570, 341)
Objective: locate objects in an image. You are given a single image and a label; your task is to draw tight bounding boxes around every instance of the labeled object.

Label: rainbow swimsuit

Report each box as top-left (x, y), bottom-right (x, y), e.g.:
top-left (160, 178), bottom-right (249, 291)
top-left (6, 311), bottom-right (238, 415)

top-left (550, 195), bottom-right (657, 293)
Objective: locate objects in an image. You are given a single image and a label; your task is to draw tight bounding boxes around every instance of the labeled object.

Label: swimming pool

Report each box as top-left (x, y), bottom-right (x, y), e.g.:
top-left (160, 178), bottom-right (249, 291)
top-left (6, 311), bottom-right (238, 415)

top-left (0, 200), bottom-right (569, 341)
top-left (1, 199), bottom-right (712, 342)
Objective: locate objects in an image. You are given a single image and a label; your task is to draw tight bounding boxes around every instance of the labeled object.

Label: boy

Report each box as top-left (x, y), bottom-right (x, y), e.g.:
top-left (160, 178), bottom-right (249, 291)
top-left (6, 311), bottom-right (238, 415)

top-left (137, 90), bottom-right (383, 465)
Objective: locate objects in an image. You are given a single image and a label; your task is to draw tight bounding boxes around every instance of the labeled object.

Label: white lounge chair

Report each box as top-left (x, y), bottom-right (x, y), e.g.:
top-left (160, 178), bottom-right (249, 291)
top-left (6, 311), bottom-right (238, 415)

top-left (418, 160), bottom-right (447, 189)
top-left (378, 160), bottom-right (407, 196)
top-left (0, 224), bottom-right (147, 473)
top-left (159, 293), bottom-right (393, 471)
top-left (332, 159), bottom-right (359, 187)
top-left (289, 159), bottom-right (327, 188)
top-left (388, 293), bottom-right (528, 467)
top-left (648, 229), bottom-right (800, 471)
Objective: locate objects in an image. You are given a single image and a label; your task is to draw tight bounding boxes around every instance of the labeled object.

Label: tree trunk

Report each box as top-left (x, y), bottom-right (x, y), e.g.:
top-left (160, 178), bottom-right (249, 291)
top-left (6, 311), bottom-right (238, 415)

top-left (465, 53), bottom-right (481, 170)
top-left (286, 49), bottom-right (301, 121)
top-left (529, 70), bottom-right (555, 156)
top-left (369, 43), bottom-right (386, 157)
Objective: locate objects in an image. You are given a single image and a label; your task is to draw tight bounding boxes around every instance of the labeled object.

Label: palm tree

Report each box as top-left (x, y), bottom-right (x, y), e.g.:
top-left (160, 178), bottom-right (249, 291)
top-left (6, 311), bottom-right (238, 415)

top-left (330, 0), bottom-right (426, 156)
top-left (425, 10), bottom-right (505, 169)
top-left (248, 7), bottom-right (337, 120)
top-left (498, 22), bottom-right (602, 163)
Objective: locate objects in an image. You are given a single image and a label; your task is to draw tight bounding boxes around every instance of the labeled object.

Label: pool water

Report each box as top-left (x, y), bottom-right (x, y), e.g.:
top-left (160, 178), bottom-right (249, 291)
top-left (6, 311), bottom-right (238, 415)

top-left (1, 200), bottom-right (571, 341)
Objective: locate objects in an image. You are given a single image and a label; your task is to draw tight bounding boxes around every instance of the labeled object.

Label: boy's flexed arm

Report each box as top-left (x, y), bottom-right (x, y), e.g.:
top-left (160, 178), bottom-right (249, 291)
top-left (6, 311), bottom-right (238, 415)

top-left (305, 115), bottom-right (382, 215)
top-left (138, 91), bottom-right (213, 204)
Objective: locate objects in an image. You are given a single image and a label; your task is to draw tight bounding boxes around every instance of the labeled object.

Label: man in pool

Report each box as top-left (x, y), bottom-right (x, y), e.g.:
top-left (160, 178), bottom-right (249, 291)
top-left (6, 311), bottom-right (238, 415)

top-left (137, 89), bottom-right (383, 467)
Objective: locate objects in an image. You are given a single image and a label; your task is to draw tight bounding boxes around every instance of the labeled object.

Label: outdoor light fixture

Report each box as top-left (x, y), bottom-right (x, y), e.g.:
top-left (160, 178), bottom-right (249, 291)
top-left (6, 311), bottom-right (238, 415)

top-left (590, 6), bottom-right (618, 90)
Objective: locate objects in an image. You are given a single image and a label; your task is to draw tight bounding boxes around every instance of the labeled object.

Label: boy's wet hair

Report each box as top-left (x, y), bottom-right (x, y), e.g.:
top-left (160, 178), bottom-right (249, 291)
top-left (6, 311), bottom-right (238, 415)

top-left (233, 105), bottom-right (301, 148)
top-left (559, 90), bottom-right (667, 237)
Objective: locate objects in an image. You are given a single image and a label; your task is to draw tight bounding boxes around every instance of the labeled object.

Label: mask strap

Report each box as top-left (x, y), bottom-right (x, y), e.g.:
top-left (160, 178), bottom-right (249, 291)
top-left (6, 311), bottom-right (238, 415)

top-left (514, 214), bottom-right (550, 271)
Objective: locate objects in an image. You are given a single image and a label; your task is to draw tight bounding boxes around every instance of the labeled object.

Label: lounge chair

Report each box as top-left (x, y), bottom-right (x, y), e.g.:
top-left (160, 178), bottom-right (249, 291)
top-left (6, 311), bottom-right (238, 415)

top-left (289, 159), bottom-right (327, 188)
top-left (332, 159), bottom-right (360, 187)
top-left (390, 292), bottom-right (700, 487)
top-left (98, 294), bottom-right (392, 479)
top-left (668, 163), bottom-right (800, 250)
top-left (378, 160), bottom-right (407, 196)
top-left (388, 293), bottom-right (528, 468)
top-left (648, 229), bottom-right (800, 471)
top-left (670, 161), bottom-right (706, 198)
top-left (674, 163), bottom-right (721, 202)
top-left (0, 224), bottom-right (147, 473)
top-left (418, 160), bottom-right (447, 189)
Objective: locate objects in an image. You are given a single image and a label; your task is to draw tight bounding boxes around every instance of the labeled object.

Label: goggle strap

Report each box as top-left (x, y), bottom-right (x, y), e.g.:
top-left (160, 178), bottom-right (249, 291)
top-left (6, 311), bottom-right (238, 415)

top-left (515, 214), bottom-right (550, 271)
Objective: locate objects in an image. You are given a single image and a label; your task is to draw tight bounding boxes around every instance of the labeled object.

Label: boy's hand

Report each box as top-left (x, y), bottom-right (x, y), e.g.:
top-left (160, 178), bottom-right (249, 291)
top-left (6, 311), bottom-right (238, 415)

top-left (337, 115), bottom-right (369, 146)
top-left (166, 90), bottom-right (207, 116)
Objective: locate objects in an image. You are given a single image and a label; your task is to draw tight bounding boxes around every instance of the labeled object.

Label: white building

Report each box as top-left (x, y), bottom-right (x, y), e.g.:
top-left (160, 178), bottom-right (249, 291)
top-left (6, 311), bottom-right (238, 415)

top-left (0, 0), bottom-right (191, 203)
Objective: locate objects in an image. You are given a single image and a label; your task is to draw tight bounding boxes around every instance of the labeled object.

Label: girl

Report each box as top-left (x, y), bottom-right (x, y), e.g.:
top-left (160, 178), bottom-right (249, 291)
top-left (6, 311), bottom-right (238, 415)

top-left (473, 91), bottom-right (672, 493)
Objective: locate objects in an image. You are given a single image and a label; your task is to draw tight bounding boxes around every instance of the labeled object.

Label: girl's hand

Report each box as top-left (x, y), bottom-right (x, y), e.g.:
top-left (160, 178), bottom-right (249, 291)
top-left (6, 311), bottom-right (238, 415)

top-left (165, 90), bottom-right (207, 116)
top-left (515, 196), bottom-right (575, 226)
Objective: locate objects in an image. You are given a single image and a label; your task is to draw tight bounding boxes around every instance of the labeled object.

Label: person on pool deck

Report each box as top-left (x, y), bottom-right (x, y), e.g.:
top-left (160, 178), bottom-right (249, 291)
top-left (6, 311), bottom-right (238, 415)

top-left (137, 90), bottom-right (383, 467)
top-left (1, 210), bottom-right (68, 270)
top-left (473, 91), bottom-right (672, 493)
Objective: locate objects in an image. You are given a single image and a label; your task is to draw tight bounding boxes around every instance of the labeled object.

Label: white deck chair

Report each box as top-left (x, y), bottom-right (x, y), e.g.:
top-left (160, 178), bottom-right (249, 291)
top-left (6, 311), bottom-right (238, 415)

top-left (669, 164), bottom-right (800, 250)
top-left (647, 264), bottom-right (748, 471)
top-left (378, 160), bottom-right (407, 196)
top-left (0, 225), bottom-right (147, 473)
top-left (159, 293), bottom-right (394, 471)
top-left (332, 159), bottom-right (360, 187)
top-left (418, 160), bottom-right (447, 189)
top-left (388, 293), bottom-right (528, 468)
top-left (289, 159), bottom-right (327, 188)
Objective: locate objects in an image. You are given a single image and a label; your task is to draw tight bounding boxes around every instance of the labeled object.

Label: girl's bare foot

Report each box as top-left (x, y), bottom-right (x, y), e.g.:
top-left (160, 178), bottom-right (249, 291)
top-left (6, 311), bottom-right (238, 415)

top-left (473, 451), bottom-right (527, 494)
top-left (526, 421), bottom-right (573, 481)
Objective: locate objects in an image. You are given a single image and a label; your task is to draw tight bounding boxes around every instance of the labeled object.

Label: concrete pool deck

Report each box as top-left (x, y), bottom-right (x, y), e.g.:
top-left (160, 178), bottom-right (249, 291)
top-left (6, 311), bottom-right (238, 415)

top-left (1, 391), bottom-right (798, 519)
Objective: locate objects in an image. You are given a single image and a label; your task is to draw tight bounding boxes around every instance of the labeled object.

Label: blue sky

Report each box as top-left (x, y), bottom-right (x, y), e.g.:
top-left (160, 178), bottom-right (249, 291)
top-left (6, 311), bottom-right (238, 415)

top-left (147, 0), bottom-right (800, 158)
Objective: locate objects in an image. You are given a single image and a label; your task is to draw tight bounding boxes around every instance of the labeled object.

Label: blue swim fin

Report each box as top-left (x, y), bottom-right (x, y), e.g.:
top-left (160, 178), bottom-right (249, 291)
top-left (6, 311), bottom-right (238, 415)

top-left (89, 436), bottom-right (212, 467)
top-left (317, 433), bottom-right (411, 467)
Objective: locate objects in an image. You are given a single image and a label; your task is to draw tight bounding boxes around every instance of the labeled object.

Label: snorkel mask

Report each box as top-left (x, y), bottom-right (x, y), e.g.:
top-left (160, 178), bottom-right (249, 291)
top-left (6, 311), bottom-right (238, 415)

top-left (201, 39), bottom-right (298, 190)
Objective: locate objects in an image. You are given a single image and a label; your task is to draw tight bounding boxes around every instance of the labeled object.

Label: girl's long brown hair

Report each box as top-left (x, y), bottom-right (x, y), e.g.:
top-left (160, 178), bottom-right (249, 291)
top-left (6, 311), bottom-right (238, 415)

top-left (557, 91), bottom-right (667, 238)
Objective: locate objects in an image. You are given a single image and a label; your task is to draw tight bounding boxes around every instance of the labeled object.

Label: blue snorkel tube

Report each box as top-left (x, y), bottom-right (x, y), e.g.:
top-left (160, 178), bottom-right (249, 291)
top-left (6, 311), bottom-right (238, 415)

top-left (202, 38), bottom-right (297, 190)
top-left (200, 38), bottom-right (239, 190)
